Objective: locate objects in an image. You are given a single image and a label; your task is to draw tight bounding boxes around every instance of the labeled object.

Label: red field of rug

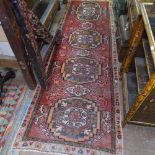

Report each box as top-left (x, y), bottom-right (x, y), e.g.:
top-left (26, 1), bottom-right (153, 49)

top-left (14, 1), bottom-right (122, 155)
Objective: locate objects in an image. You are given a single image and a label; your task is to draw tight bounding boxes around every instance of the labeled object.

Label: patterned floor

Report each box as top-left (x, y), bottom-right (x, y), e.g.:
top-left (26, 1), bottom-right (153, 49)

top-left (13, 1), bottom-right (122, 155)
top-left (0, 69), bottom-right (26, 151)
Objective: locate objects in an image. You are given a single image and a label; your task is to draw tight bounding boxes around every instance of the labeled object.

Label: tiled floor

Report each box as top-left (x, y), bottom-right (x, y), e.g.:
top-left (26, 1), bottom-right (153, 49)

top-left (119, 79), bottom-right (155, 155)
top-left (123, 124), bottom-right (155, 155)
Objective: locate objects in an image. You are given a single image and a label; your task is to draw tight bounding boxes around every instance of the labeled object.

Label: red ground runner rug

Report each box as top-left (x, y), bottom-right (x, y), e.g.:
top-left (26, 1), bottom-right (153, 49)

top-left (0, 84), bottom-right (26, 148)
top-left (13, 1), bottom-right (123, 155)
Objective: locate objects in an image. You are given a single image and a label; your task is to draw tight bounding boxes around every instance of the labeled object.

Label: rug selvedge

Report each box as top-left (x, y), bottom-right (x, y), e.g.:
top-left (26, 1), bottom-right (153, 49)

top-left (13, 1), bottom-right (123, 155)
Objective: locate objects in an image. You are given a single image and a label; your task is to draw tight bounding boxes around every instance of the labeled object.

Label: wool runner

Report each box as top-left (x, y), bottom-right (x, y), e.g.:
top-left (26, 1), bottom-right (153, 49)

top-left (13, 1), bottom-right (123, 155)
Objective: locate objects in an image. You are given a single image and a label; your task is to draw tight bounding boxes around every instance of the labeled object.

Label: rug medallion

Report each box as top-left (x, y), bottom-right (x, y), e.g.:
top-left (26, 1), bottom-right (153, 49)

top-left (76, 2), bottom-right (101, 21)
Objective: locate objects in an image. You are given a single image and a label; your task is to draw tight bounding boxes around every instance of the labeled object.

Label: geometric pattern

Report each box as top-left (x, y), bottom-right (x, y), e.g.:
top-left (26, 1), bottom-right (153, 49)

top-left (13, 1), bottom-right (123, 155)
top-left (61, 57), bottom-right (102, 84)
top-left (69, 29), bottom-right (102, 49)
top-left (66, 85), bottom-right (90, 96)
top-left (76, 2), bottom-right (101, 21)
top-left (73, 49), bottom-right (91, 57)
top-left (47, 97), bottom-right (100, 142)
top-left (81, 22), bottom-right (93, 29)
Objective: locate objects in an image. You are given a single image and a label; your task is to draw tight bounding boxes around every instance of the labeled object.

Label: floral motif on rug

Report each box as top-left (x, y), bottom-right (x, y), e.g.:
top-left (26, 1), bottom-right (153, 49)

top-left (76, 2), bottom-right (101, 21)
top-left (13, 1), bottom-right (122, 155)
top-left (69, 29), bottom-right (102, 49)
top-left (61, 57), bottom-right (101, 83)
top-left (47, 97), bottom-right (100, 142)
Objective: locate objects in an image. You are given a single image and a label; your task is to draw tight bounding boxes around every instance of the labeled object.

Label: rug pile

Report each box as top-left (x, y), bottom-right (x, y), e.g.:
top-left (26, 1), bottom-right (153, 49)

top-left (13, 1), bottom-right (123, 155)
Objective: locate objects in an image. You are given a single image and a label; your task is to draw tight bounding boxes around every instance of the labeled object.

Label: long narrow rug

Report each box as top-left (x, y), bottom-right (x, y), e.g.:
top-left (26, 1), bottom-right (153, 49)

top-left (13, 1), bottom-right (123, 155)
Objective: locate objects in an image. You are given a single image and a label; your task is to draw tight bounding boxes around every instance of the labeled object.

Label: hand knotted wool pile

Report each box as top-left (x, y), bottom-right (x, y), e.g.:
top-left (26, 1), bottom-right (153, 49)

top-left (13, 1), bottom-right (123, 155)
